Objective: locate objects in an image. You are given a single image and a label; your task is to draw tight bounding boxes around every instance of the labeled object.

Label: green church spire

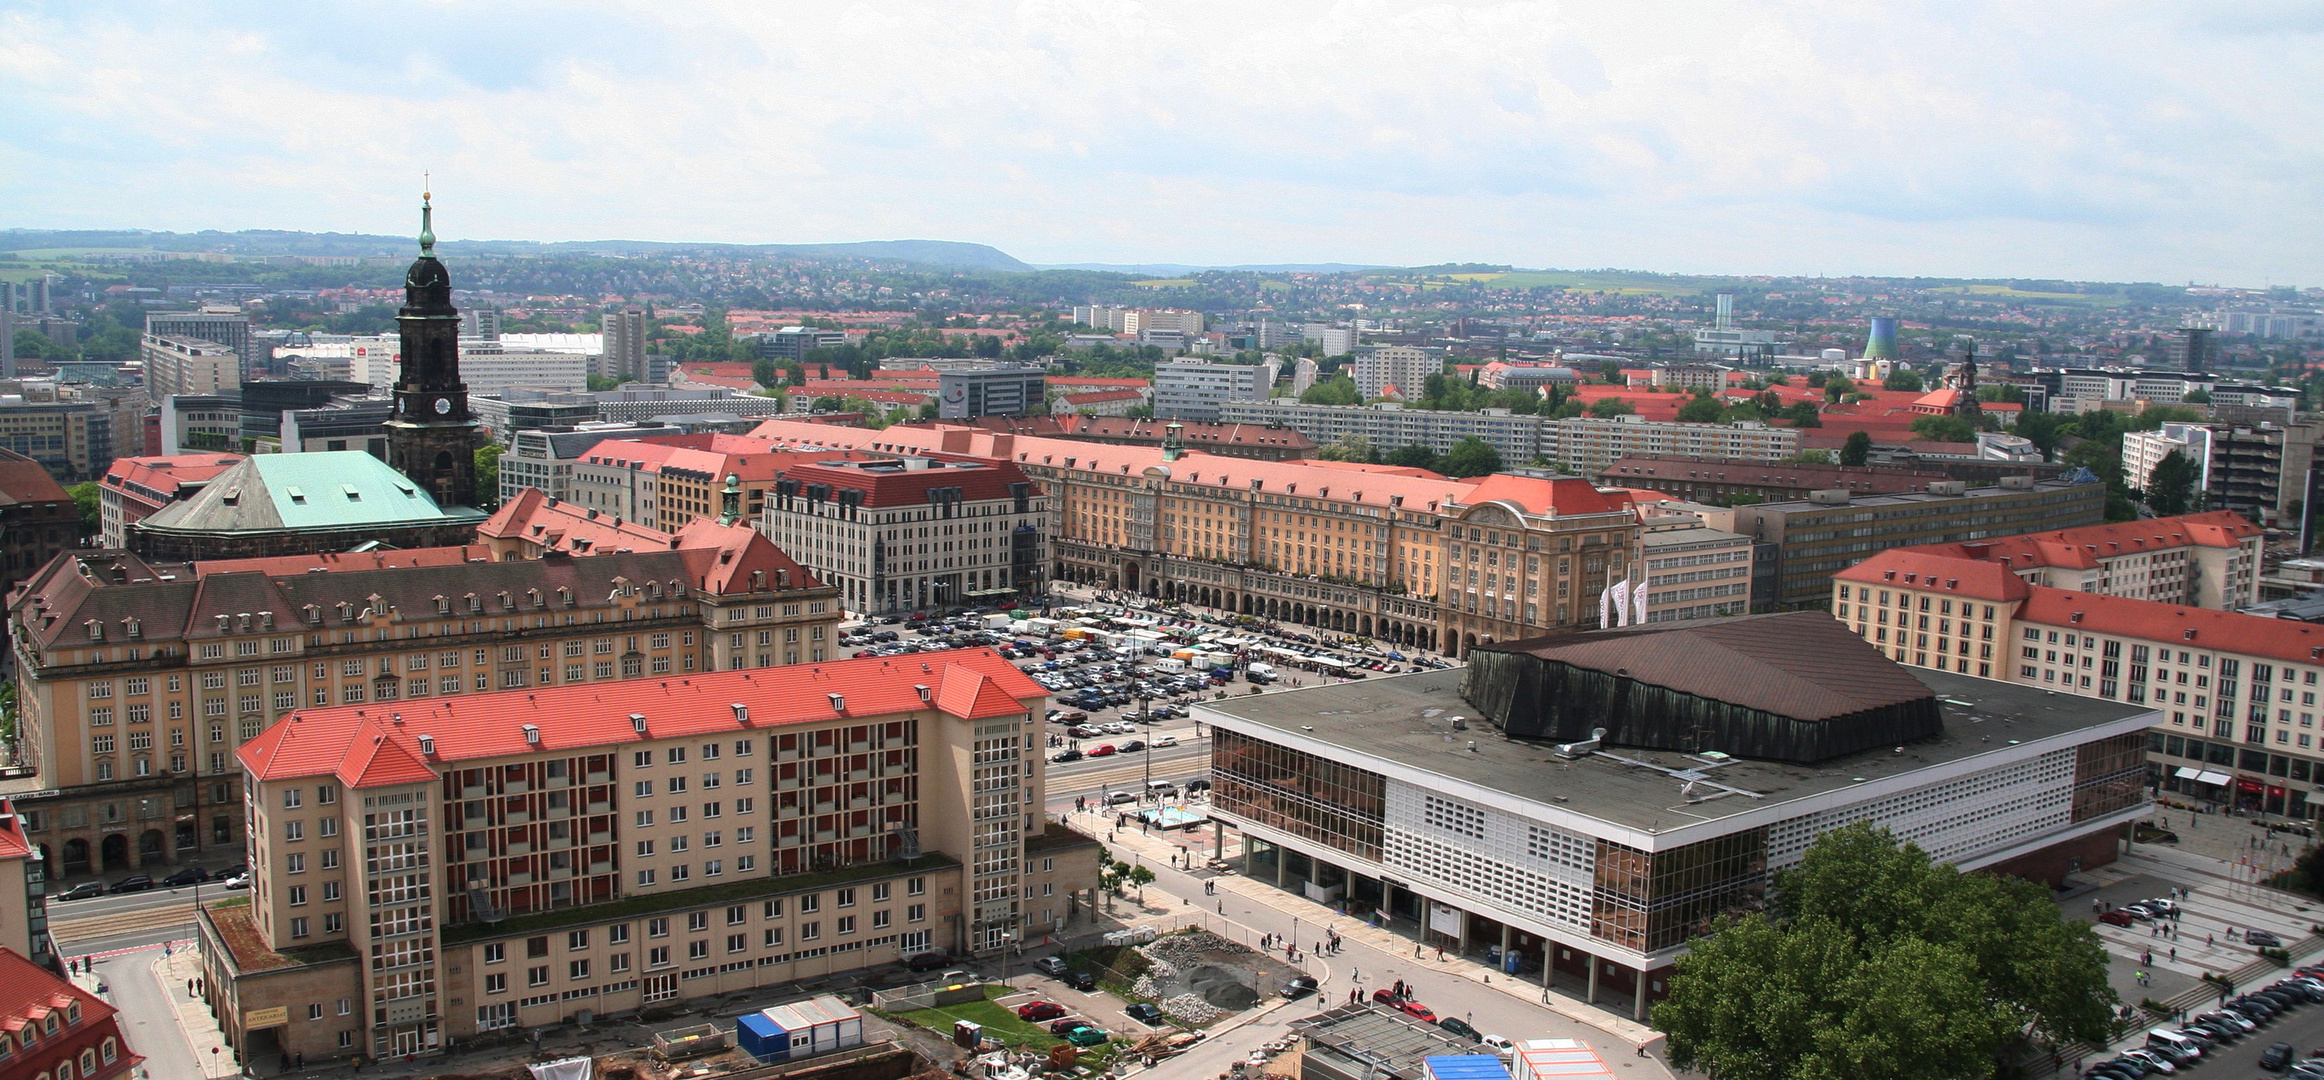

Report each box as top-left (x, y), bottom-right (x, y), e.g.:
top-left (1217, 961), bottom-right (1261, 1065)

top-left (418, 179), bottom-right (436, 255)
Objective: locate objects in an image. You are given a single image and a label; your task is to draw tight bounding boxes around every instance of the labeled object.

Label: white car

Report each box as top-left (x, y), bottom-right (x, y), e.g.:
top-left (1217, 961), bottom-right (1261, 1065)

top-left (1151, 735), bottom-right (1179, 748)
top-left (220, 873), bottom-right (251, 890)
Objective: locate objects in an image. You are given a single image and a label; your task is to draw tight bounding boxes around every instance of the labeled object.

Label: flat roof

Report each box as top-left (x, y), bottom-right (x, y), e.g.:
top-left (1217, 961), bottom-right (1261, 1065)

top-left (1201, 666), bottom-right (2151, 836)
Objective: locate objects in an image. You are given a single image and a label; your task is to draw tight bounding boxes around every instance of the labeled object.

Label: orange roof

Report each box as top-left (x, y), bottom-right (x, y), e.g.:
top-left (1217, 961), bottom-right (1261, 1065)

top-left (1457, 474), bottom-right (1634, 517)
top-left (477, 488), bottom-right (676, 555)
top-left (1899, 511), bottom-right (2260, 570)
top-left (239, 647), bottom-right (1042, 783)
top-left (2017, 588), bottom-right (2324, 666)
top-left (191, 546), bottom-right (495, 577)
top-left (1833, 548), bottom-right (2032, 602)
top-left (103, 453), bottom-right (246, 497)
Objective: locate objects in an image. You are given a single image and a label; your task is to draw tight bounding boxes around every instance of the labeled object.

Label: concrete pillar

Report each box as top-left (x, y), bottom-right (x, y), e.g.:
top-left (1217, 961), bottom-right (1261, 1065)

top-left (1212, 823), bottom-right (1225, 861)
top-left (1380, 880), bottom-right (1396, 926)
top-left (1273, 842), bottom-right (1287, 889)
top-left (1456, 909), bottom-right (1470, 954)
top-left (1586, 953), bottom-right (1599, 1005)
top-left (1499, 923), bottom-right (1512, 974)
top-left (1633, 969), bottom-right (1648, 1021)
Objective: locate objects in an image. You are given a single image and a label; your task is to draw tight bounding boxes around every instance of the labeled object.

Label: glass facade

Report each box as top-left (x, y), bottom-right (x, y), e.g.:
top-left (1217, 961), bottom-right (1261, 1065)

top-left (1590, 828), bottom-right (1767, 953)
top-left (2072, 732), bottom-right (2146, 823)
top-left (1212, 730), bottom-right (1386, 862)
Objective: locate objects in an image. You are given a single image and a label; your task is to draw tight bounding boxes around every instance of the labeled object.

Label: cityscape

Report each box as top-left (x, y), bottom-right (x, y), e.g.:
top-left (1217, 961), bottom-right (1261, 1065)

top-left (1, 5), bottom-right (2321, 1080)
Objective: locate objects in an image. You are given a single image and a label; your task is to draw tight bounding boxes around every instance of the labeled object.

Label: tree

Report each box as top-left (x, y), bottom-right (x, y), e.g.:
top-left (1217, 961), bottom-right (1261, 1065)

top-left (1791, 449), bottom-right (1835, 465)
top-left (1439, 438), bottom-right (1503, 478)
top-left (473, 445), bottom-right (503, 508)
top-left (1317, 435), bottom-right (1378, 463)
top-left (1782, 401), bottom-right (1822, 427)
top-left (1883, 368), bottom-right (1925, 392)
top-left (1655, 824), bottom-right (2114, 1080)
top-left (2145, 450), bottom-right (2201, 516)
top-left (66, 481), bottom-right (101, 537)
top-left (751, 358), bottom-right (778, 389)
top-left (1300, 375), bottom-right (1361, 405)
top-left (1126, 864), bottom-right (1156, 900)
top-left (2182, 389), bottom-right (2211, 404)
top-left (1840, 431), bottom-right (1873, 466)
top-left (1586, 396), bottom-right (1635, 418)
top-left (1676, 394), bottom-right (1726, 424)
top-left (1824, 376), bottom-right (1854, 402)
top-left (1909, 415), bottom-right (1977, 444)
top-left (1387, 444), bottom-right (1440, 471)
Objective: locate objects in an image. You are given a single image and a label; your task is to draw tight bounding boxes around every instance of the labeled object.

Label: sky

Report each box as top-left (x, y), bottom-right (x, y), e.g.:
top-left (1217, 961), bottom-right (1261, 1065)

top-left (2, 1), bottom-right (2320, 285)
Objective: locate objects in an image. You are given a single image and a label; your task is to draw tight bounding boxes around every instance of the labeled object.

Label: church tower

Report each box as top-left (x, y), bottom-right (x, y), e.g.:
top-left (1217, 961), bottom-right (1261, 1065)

top-left (386, 191), bottom-right (481, 508)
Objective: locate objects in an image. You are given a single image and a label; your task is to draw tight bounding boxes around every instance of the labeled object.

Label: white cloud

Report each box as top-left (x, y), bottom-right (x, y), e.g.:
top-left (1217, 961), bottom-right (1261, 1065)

top-left (0, 0), bottom-right (2318, 283)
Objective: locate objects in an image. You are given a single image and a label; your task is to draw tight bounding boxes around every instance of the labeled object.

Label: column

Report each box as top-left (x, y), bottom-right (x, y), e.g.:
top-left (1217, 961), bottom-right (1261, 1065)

top-left (1586, 953), bottom-right (1599, 1005)
top-left (1275, 845), bottom-right (1289, 889)
top-left (1380, 880), bottom-right (1396, 927)
top-left (1212, 823), bottom-right (1225, 861)
top-left (1633, 969), bottom-right (1648, 1021)
top-left (1499, 923), bottom-right (1512, 976)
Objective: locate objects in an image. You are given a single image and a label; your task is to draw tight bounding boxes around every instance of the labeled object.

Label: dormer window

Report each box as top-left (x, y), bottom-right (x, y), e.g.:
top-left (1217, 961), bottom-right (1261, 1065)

top-left (335, 601), bottom-right (355, 621)
top-left (558, 587), bottom-right (574, 607)
top-left (433, 595), bottom-right (449, 614)
top-left (466, 593), bottom-right (481, 613)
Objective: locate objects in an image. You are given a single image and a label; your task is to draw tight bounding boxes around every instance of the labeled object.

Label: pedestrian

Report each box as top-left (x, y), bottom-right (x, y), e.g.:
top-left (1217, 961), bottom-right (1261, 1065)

top-left (2208, 934), bottom-right (2214, 947)
top-left (1436, 946), bottom-right (1445, 962)
top-left (2171, 947), bottom-right (2177, 962)
top-left (296, 1053), bottom-right (303, 1069)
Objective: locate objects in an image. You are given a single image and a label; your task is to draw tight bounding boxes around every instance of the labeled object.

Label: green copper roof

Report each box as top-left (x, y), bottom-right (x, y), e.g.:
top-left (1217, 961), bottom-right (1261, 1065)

top-left (140, 452), bottom-right (485, 535)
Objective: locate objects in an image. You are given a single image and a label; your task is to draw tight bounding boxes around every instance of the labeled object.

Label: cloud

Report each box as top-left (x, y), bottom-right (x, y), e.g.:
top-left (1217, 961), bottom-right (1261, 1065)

top-left (0, 0), bottom-right (2318, 283)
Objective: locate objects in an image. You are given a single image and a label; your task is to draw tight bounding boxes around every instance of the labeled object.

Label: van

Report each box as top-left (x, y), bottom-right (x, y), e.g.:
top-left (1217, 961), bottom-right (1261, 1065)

top-left (1146, 779), bottom-right (1178, 797)
top-left (1103, 790), bottom-right (1138, 806)
top-left (2146, 1029), bottom-right (2201, 1059)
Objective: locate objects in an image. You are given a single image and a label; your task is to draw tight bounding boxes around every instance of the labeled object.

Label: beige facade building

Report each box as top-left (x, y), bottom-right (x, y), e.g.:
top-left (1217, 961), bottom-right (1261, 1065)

top-left (1435, 475), bottom-right (1644, 656)
top-left (1640, 524), bottom-right (1755, 624)
top-left (142, 334), bottom-right (242, 403)
top-left (1553, 416), bottom-right (1799, 476)
top-left (6, 521), bottom-right (839, 881)
top-left (199, 649), bottom-right (1097, 1065)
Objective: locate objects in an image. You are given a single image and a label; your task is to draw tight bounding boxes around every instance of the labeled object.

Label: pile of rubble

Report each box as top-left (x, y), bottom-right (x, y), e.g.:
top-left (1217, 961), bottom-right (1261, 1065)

top-left (1159, 993), bottom-right (1224, 1025)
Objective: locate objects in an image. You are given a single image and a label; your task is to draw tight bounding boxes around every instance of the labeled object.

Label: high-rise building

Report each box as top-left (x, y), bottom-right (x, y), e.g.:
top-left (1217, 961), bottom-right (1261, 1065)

top-left (1350, 345), bottom-right (1441, 399)
top-left (141, 335), bottom-right (242, 402)
top-left (602, 308), bottom-right (650, 382)
top-left (384, 195), bottom-right (483, 509)
top-left (1153, 359), bottom-right (1267, 421)
top-left (2167, 327), bottom-right (2215, 372)
top-left (147, 307), bottom-right (260, 379)
top-left (936, 367), bottom-right (1044, 419)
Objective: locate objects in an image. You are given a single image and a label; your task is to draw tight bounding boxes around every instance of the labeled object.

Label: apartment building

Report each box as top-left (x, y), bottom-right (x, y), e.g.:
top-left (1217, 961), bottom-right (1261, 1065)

top-left (147, 308), bottom-right (259, 379)
top-left (1436, 476), bottom-right (1643, 656)
top-left (1153, 360), bottom-right (1268, 422)
top-left (602, 309), bottom-right (649, 382)
top-left (1217, 401), bottom-right (1554, 465)
top-left (937, 368), bottom-right (1044, 420)
top-left (1877, 512), bottom-right (2263, 611)
top-left (0, 395), bottom-right (144, 483)
top-left (1729, 478), bottom-right (2108, 609)
top-left (749, 419), bottom-right (1469, 651)
top-left (200, 649), bottom-right (1098, 1065)
top-left (1835, 550), bottom-right (2324, 820)
top-left (1594, 455), bottom-right (1956, 503)
top-left (5, 522), bottom-right (839, 881)
top-left (1350, 346), bottom-right (1444, 399)
top-left (498, 425), bottom-right (673, 506)
top-left (1553, 417), bottom-right (1798, 476)
top-left (758, 454), bottom-right (1047, 615)
top-left (1640, 524), bottom-right (1755, 623)
top-left (142, 335), bottom-right (243, 403)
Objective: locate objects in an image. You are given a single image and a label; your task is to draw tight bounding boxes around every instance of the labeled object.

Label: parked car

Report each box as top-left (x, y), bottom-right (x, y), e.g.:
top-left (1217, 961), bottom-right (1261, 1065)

top-left (1032, 956), bottom-right (1070, 978)
top-left (107, 875), bottom-right (153, 894)
top-left (1151, 735), bottom-right (1180, 748)
top-left (2251, 929), bottom-right (2287, 948)
top-left (1063, 1026), bottom-right (1109, 1048)
top-left (1398, 1000), bottom-right (1437, 1023)
top-left (1017, 1001), bottom-right (1068, 1021)
top-left (162, 867), bottom-right (209, 887)
top-left (905, 951), bottom-right (950, 972)
top-left (1281, 977), bottom-right (1318, 1000)
top-left (1049, 1018), bottom-right (1095, 1036)
top-left (1125, 1003), bottom-right (1166, 1025)
top-left (219, 873), bottom-right (251, 890)
top-left (2264, 1042), bottom-right (2298, 1070)
top-left (1088, 744), bottom-right (1117, 757)
top-left (54, 882), bottom-right (101, 902)
top-left (1050, 750), bottom-right (1084, 763)
top-left (2099, 910), bottom-right (2136, 927)
top-left (1437, 1017), bottom-right (1482, 1042)
top-left (1102, 790), bottom-right (1137, 806)
top-left (1062, 970), bottom-right (1098, 991)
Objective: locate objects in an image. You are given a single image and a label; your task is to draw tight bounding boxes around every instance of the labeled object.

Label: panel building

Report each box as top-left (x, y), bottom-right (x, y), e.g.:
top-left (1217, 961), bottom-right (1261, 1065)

top-left (201, 649), bottom-right (1098, 1064)
top-left (142, 335), bottom-right (242, 402)
top-left (937, 368), bottom-right (1045, 419)
top-left (1199, 618), bottom-right (2149, 1020)
top-left (147, 308), bottom-right (261, 379)
top-left (1153, 360), bottom-right (1268, 422)
top-left (1217, 401), bottom-right (1556, 465)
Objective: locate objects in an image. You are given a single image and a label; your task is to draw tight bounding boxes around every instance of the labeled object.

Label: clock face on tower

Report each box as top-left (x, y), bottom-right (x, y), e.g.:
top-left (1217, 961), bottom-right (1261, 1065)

top-left (434, 397), bottom-right (452, 415)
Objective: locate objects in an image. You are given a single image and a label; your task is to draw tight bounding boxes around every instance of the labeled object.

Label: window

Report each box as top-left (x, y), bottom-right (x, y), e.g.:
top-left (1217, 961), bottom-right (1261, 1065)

top-left (568, 930), bottom-right (589, 951)
top-left (688, 940), bottom-right (709, 960)
top-left (528, 966), bottom-right (550, 987)
top-left (485, 973), bottom-right (507, 994)
top-left (484, 943), bottom-right (505, 963)
top-left (569, 960), bottom-right (590, 980)
top-left (609, 923), bottom-right (630, 944)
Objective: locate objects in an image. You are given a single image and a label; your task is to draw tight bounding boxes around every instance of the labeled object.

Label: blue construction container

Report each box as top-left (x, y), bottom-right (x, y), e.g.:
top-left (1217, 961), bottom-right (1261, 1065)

top-left (735, 995), bottom-right (867, 1064)
top-left (735, 1013), bottom-right (786, 1064)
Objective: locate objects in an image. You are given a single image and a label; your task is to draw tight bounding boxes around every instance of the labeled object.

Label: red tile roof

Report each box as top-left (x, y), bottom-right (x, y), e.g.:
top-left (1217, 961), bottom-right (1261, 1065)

top-left (1833, 548), bottom-right (2033, 602)
top-left (101, 453), bottom-right (245, 501)
top-left (1900, 511), bottom-right (2259, 571)
top-left (239, 648), bottom-right (1042, 784)
top-left (0, 947), bottom-right (138, 1078)
top-left (191, 546), bottom-right (497, 578)
top-left (1457, 474), bottom-right (1634, 517)
top-left (2017, 587), bottom-right (2324, 666)
top-left (477, 488), bottom-right (677, 555)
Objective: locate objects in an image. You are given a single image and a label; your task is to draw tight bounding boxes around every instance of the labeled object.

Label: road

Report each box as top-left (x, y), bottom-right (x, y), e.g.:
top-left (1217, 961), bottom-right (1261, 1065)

top-left (2139, 1003), bottom-right (2324, 1078)
top-left (50, 883), bottom-right (233, 956)
top-left (97, 944), bottom-right (207, 1080)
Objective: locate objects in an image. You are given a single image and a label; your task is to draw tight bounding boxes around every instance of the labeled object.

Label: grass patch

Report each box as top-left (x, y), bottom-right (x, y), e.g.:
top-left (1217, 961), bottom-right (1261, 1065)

top-left (889, 986), bottom-right (1123, 1055)
top-left (1133, 278), bottom-right (1196, 288)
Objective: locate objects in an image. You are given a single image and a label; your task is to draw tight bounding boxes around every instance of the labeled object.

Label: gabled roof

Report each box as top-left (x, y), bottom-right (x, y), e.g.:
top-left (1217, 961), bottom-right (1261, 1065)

top-left (0, 448), bottom-right (68, 506)
top-left (102, 454), bottom-right (248, 502)
top-left (2016, 588), bottom-right (2324, 666)
top-left (0, 946), bottom-right (124, 1056)
top-left (1834, 548), bottom-right (2033, 602)
top-left (137, 452), bottom-right (485, 535)
top-left (1454, 475), bottom-right (1633, 517)
top-left (478, 487), bottom-right (676, 555)
top-left (1886, 511), bottom-right (2260, 572)
top-left (239, 647), bottom-right (1043, 782)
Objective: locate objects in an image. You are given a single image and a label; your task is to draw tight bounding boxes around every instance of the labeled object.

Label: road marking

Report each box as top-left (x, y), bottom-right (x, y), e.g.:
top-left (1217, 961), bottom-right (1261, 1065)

top-left (77, 939), bottom-right (190, 962)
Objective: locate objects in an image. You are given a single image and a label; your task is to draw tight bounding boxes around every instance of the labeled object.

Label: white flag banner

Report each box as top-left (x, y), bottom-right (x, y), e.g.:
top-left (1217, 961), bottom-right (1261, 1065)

top-left (1599, 586), bottom-right (1615, 629)
top-left (1610, 578), bottom-right (1632, 626)
top-left (1633, 578), bottom-right (1649, 623)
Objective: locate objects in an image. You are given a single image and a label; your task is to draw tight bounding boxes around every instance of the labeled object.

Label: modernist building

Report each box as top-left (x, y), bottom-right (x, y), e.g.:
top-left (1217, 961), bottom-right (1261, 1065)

top-left (141, 335), bottom-right (242, 403)
top-left (1729, 477), bottom-right (2107, 610)
top-left (496, 424), bottom-right (672, 506)
top-left (1217, 401), bottom-right (1554, 466)
top-left (200, 649), bottom-right (1098, 1065)
top-left (758, 453), bottom-right (1048, 615)
top-left (6, 522), bottom-right (839, 881)
top-left (0, 395), bottom-right (145, 483)
top-left (1153, 360), bottom-right (1268, 422)
top-left (1594, 455), bottom-right (1957, 502)
top-left (125, 452), bottom-right (488, 561)
top-left (1553, 417), bottom-right (1799, 476)
top-left (936, 368), bottom-right (1044, 419)
top-left (147, 307), bottom-right (260, 379)
top-left (1198, 617), bottom-right (2150, 1020)
top-left (157, 393), bottom-right (243, 454)
top-left (1639, 522), bottom-right (1755, 623)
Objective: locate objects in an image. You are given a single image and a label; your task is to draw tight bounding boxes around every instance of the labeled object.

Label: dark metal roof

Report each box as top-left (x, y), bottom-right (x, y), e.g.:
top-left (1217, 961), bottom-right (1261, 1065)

top-left (1473, 612), bottom-right (1932, 723)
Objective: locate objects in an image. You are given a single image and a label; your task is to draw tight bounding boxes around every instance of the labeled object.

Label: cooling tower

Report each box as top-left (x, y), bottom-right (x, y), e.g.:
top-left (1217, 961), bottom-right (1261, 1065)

top-left (1863, 317), bottom-right (1900, 360)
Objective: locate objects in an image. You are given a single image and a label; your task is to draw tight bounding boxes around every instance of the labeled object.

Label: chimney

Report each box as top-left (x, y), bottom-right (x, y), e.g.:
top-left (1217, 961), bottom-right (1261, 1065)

top-left (522, 724), bottom-right (540, 745)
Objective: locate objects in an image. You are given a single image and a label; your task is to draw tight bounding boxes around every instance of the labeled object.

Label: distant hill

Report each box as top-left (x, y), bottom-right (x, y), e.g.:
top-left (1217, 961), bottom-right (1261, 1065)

top-left (1040, 262), bottom-right (1392, 274)
top-left (0, 229), bottom-right (1034, 272)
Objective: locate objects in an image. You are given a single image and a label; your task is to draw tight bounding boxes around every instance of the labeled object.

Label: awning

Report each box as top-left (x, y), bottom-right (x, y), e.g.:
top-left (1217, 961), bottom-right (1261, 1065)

top-left (2196, 771), bottom-right (2234, 786)
top-left (2174, 766), bottom-right (2201, 779)
top-left (964, 588), bottom-right (1017, 597)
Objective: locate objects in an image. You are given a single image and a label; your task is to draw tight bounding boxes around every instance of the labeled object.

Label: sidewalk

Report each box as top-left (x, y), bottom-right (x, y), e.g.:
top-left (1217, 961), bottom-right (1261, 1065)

top-left (156, 947), bottom-right (240, 1079)
top-left (1074, 807), bottom-right (1665, 1051)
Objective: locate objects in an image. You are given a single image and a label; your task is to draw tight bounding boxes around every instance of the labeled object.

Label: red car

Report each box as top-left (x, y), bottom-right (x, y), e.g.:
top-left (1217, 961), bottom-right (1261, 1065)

top-left (2097, 910), bottom-right (2135, 927)
top-left (1398, 1000), bottom-right (1436, 1023)
top-left (1089, 745), bottom-right (1117, 757)
top-left (1049, 1018), bottom-right (1096, 1036)
top-left (1017, 1001), bottom-right (1067, 1021)
top-left (1371, 989), bottom-right (1401, 1006)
